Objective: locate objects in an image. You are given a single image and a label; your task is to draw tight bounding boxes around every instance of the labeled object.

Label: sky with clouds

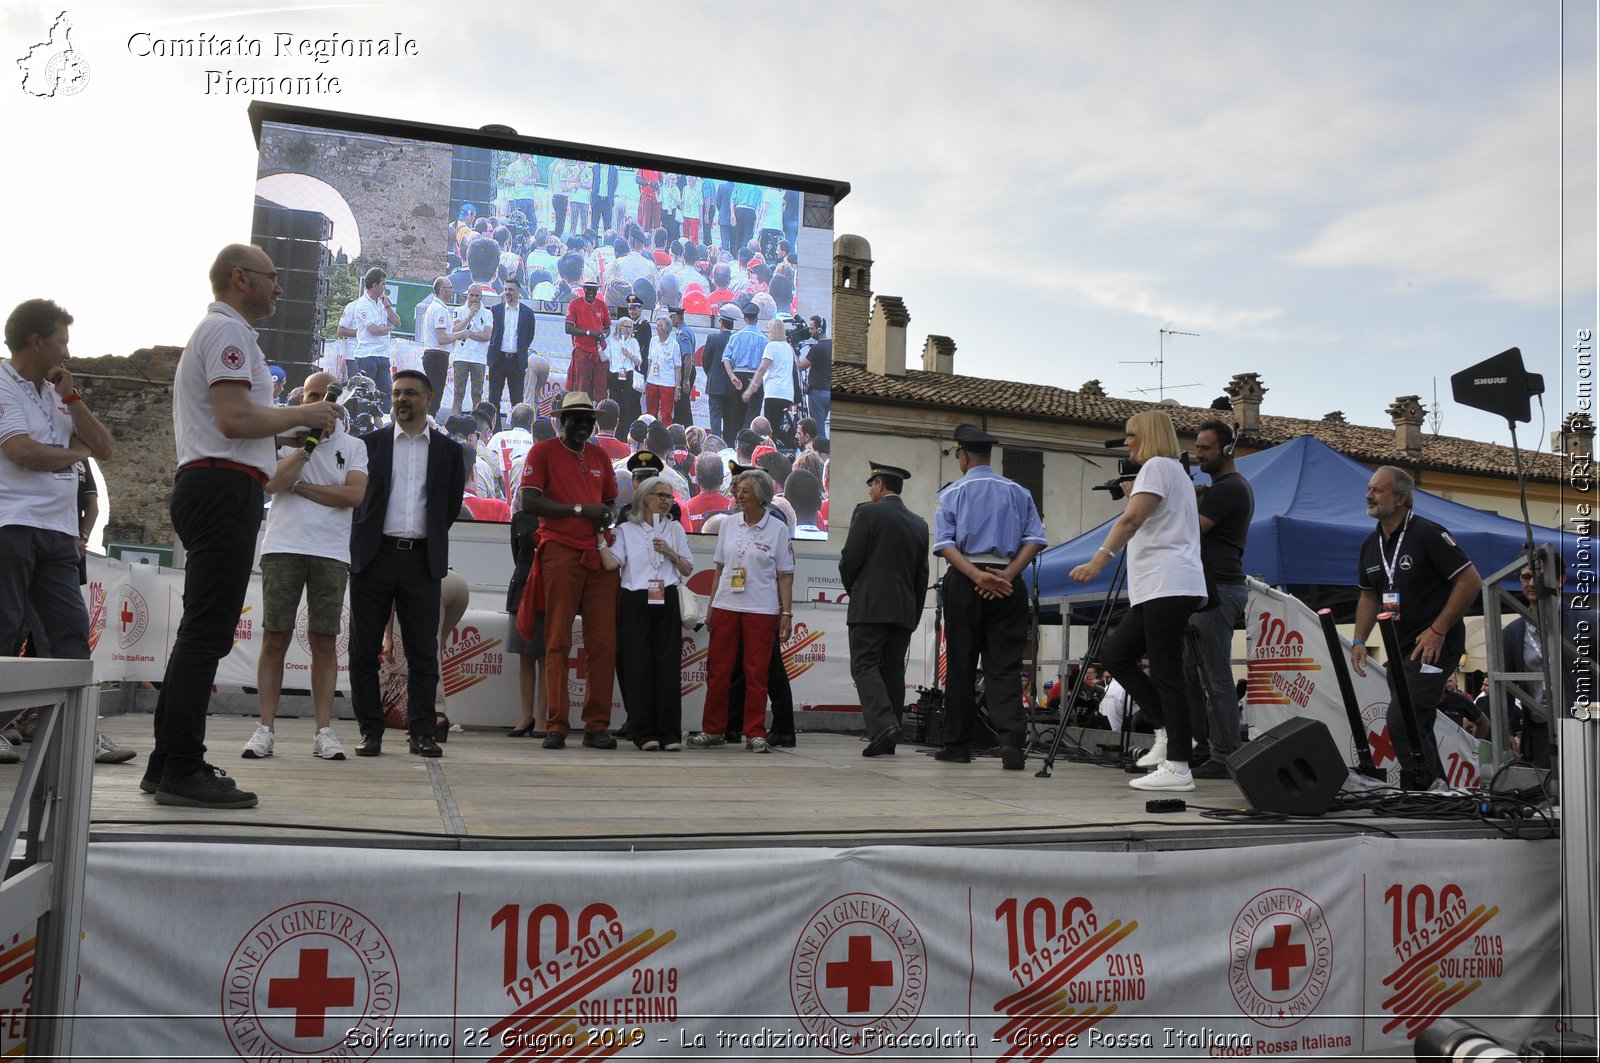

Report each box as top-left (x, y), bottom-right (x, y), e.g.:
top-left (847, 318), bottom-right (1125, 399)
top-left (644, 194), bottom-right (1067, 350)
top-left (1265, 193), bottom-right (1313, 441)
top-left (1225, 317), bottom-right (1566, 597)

top-left (3, 0), bottom-right (1594, 449)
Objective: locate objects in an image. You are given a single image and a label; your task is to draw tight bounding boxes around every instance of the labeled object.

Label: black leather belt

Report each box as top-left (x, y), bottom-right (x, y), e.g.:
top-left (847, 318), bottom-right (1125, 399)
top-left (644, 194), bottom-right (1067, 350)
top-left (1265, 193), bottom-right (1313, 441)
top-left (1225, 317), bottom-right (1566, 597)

top-left (382, 535), bottom-right (426, 550)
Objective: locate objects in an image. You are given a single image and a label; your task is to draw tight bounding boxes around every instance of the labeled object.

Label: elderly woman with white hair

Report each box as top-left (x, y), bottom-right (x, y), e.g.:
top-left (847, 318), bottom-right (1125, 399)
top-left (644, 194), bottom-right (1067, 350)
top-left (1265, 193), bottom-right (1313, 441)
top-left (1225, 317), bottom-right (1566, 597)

top-left (602, 475), bottom-right (693, 750)
top-left (687, 468), bottom-right (794, 753)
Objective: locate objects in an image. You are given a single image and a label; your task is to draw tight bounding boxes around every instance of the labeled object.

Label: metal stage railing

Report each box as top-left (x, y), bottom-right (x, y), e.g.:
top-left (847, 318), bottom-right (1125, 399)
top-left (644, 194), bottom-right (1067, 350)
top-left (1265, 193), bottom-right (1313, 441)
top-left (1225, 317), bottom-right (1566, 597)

top-left (0, 657), bottom-right (96, 1059)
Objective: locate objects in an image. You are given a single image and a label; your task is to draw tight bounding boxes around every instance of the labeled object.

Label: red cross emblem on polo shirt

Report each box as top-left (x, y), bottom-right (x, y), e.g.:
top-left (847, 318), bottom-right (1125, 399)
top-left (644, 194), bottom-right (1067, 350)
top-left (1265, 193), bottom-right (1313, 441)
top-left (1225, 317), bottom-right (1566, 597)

top-left (266, 947), bottom-right (356, 1038)
top-left (1368, 726), bottom-right (1395, 766)
top-left (825, 934), bottom-right (894, 1013)
top-left (1254, 923), bottom-right (1307, 993)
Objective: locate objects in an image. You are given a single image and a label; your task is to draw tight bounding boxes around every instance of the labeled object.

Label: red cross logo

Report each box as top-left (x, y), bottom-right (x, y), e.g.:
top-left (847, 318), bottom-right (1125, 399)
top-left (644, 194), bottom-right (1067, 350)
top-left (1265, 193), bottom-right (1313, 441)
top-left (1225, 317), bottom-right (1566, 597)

top-left (567, 646), bottom-right (589, 681)
top-left (267, 947), bottom-right (356, 1038)
top-left (1368, 727), bottom-right (1395, 766)
top-left (1254, 923), bottom-right (1307, 992)
top-left (120, 601), bottom-right (134, 633)
top-left (825, 934), bottom-right (895, 1013)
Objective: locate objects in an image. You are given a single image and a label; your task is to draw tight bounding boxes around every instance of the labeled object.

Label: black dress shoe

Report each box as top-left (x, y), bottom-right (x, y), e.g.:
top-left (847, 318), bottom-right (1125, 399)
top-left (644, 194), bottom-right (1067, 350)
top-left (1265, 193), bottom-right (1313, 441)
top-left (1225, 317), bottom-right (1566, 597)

top-left (863, 727), bottom-right (901, 758)
top-left (355, 735), bottom-right (383, 757)
top-left (768, 733), bottom-right (797, 748)
top-left (999, 746), bottom-right (1026, 770)
top-left (409, 733), bottom-right (443, 758)
top-left (543, 732), bottom-right (566, 749)
top-left (1191, 759), bottom-right (1230, 779)
top-left (933, 747), bottom-right (972, 763)
top-left (723, 732), bottom-right (741, 744)
top-left (582, 730), bottom-right (618, 750)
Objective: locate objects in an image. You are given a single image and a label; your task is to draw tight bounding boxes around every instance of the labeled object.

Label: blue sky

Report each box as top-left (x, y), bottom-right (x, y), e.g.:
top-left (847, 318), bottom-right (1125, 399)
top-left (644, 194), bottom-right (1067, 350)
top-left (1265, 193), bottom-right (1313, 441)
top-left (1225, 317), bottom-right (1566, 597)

top-left (4, 0), bottom-right (1593, 448)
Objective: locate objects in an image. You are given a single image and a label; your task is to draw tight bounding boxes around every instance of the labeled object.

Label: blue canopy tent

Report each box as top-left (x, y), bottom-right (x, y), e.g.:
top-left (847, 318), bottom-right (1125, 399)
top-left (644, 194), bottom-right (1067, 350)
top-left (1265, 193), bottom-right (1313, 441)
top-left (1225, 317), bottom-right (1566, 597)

top-left (1027, 434), bottom-right (1579, 618)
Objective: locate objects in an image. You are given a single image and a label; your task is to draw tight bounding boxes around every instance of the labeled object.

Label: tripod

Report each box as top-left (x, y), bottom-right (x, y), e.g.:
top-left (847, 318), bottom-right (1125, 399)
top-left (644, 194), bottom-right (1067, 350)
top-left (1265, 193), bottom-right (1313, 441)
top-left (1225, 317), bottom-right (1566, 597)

top-left (1036, 553), bottom-right (1131, 777)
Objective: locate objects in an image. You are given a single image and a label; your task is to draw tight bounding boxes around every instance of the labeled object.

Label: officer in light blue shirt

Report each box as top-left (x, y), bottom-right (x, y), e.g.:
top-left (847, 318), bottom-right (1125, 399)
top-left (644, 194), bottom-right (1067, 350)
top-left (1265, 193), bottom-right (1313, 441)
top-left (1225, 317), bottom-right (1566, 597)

top-left (931, 424), bottom-right (1048, 769)
top-left (720, 303), bottom-right (767, 433)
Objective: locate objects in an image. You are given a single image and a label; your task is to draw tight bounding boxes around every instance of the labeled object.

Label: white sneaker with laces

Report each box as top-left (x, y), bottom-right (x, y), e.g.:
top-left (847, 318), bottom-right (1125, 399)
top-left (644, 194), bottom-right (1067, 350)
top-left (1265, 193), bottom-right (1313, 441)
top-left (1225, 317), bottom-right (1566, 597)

top-left (241, 725), bottom-right (275, 759)
top-left (1129, 760), bottom-right (1195, 792)
top-left (747, 737), bottom-right (771, 754)
top-left (0, 734), bottom-right (17, 764)
top-left (1135, 727), bottom-right (1167, 769)
top-left (94, 731), bottom-right (137, 763)
top-left (312, 728), bottom-right (347, 761)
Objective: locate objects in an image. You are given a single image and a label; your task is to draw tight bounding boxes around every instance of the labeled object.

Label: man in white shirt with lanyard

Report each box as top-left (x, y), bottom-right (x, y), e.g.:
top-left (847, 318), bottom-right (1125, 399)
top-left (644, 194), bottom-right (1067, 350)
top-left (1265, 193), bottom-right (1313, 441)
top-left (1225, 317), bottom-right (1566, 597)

top-left (144, 244), bottom-right (339, 808)
top-left (0, 299), bottom-right (116, 764)
top-left (337, 267), bottom-right (400, 414)
top-left (242, 372), bottom-right (369, 763)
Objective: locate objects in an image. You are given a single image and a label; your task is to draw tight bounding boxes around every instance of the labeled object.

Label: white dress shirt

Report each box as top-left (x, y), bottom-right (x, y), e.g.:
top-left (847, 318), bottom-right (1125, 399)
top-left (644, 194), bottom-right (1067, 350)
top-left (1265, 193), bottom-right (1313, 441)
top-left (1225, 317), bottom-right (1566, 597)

top-left (382, 423), bottom-right (431, 538)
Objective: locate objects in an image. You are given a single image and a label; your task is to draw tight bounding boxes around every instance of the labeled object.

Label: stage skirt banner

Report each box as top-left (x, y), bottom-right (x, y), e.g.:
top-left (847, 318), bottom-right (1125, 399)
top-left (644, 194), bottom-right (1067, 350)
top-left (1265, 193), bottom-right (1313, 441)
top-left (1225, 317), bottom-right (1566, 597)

top-left (5, 836), bottom-right (1559, 1060)
top-left (83, 555), bottom-right (866, 731)
top-left (1242, 579), bottom-right (1482, 788)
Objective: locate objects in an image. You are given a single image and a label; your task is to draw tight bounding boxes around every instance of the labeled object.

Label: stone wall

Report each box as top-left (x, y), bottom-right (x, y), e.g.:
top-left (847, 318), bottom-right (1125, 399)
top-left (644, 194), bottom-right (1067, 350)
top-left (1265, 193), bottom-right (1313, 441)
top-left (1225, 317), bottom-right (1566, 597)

top-left (69, 347), bottom-right (180, 546)
top-left (257, 125), bottom-right (453, 283)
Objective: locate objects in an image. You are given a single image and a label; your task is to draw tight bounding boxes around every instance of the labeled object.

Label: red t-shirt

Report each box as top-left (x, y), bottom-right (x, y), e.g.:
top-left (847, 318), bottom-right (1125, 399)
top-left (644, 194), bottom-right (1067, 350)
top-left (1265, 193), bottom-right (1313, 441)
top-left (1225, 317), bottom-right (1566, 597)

top-left (596, 434), bottom-right (632, 461)
top-left (521, 438), bottom-right (618, 549)
top-left (565, 296), bottom-right (611, 356)
top-left (462, 496), bottom-right (511, 523)
top-left (682, 489), bottom-right (732, 532)
top-left (818, 498), bottom-right (829, 531)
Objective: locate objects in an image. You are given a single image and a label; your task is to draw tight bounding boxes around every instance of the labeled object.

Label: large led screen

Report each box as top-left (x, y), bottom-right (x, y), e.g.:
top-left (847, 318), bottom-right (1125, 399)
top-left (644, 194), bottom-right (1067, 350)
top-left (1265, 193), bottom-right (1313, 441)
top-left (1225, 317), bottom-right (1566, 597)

top-left (250, 107), bottom-right (841, 535)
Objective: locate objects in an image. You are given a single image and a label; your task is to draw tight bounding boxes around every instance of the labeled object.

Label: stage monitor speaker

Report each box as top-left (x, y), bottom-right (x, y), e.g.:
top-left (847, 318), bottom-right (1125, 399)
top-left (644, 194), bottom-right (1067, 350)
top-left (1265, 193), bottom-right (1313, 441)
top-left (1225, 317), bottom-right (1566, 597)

top-left (253, 202), bottom-right (332, 242)
top-left (1226, 717), bottom-right (1347, 817)
top-left (1450, 346), bottom-right (1544, 425)
top-left (255, 236), bottom-right (332, 275)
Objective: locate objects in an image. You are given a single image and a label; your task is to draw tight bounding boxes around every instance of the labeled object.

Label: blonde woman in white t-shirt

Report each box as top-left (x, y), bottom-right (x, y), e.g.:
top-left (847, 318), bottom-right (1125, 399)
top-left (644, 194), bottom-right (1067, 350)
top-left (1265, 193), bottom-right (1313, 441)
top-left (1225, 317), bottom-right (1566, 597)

top-left (1069, 408), bottom-right (1206, 793)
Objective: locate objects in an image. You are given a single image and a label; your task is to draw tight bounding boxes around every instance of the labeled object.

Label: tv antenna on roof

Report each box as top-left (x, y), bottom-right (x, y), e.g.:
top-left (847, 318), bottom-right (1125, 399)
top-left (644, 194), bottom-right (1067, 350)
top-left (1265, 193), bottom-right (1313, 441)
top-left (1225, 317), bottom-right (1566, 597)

top-left (1122, 327), bottom-right (1200, 401)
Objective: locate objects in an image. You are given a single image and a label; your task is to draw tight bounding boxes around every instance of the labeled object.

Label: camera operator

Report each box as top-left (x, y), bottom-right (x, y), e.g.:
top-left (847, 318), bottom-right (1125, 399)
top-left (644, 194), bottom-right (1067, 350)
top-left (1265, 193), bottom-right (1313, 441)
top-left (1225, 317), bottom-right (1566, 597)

top-left (1071, 409), bottom-right (1207, 793)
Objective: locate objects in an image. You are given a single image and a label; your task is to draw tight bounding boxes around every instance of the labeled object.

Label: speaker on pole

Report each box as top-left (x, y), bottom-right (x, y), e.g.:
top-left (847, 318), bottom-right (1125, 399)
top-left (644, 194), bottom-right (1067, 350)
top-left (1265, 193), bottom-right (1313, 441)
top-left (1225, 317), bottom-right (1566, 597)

top-left (1225, 717), bottom-right (1348, 816)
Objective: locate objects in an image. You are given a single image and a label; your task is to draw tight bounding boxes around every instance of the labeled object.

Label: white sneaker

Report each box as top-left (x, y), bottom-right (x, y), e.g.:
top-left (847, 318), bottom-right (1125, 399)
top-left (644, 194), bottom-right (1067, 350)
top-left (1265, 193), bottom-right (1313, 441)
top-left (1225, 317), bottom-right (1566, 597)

top-left (685, 733), bottom-right (726, 749)
top-left (0, 734), bottom-right (17, 764)
top-left (94, 731), bottom-right (137, 763)
top-left (746, 737), bottom-right (771, 754)
top-left (312, 728), bottom-right (347, 761)
top-left (1129, 760), bottom-right (1195, 792)
top-left (1135, 728), bottom-right (1167, 769)
top-left (241, 725), bottom-right (275, 759)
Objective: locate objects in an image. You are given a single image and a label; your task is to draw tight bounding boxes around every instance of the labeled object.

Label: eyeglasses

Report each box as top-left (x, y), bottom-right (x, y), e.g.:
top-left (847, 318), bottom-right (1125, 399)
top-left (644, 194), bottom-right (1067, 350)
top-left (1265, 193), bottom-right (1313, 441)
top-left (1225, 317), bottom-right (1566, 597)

top-left (238, 267), bottom-right (278, 282)
top-left (1519, 572), bottom-right (1537, 581)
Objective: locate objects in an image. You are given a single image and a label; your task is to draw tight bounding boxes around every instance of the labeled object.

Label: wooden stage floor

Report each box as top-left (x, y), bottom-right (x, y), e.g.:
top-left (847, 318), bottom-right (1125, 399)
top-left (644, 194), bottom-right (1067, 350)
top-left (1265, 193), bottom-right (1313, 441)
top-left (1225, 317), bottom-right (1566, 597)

top-left (4, 713), bottom-right (1508, 853)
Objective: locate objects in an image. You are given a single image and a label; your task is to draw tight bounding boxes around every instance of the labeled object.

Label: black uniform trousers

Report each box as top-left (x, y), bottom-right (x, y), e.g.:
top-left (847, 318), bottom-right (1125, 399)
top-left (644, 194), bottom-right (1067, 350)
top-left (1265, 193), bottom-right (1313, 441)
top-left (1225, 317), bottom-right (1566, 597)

top-left (616, 585), bottom-right (683, 747)
top-left (849, 623), bottom-right (914, 737)
top-left (348, 540), bottom-right (442, 740)
top-left (150, 468), bottom-right (262, 780)
top-left (486, 352), bottom-right (526, 415)
top-left (422, 349), bottom-right (450, 416)
top-left (941, 568), bottom-right (1028, 752)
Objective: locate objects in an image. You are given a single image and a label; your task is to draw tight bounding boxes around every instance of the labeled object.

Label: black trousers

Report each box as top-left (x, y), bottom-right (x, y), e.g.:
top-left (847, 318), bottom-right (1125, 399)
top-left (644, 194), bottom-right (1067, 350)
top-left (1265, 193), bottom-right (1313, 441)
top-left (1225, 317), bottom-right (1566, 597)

top-left (941, 569), bottom-right (1028, 751)
top-left (706, 394), bottom-right (729, 441)
top-left (348, 542), bottom-right (442, 739)
top-left (1100, 595), bottom-right (1204, 764)
top-left (151, 468), bottom-right (263, 780)
top-left (849, 622), bottom-right (913, 737)
top-left (616, 586), bottom-right (683, 745)
top-left (612, 374), bottom-right (641, 428)
top-left (422, 349), bottom-right (450, 416)
top-left (487, 352), bottom-right (526, 417)
top-left (727, 637), bottom-right (794, 737)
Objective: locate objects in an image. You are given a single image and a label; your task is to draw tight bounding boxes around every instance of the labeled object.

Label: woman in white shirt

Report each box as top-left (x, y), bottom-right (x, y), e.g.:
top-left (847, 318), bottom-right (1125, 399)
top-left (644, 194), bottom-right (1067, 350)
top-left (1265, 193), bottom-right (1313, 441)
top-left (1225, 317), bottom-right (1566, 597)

top-left (608, 317), bottom-right (641, 405)
top-left (604, 476), bottom-right (693, 750)
top-left (646, 316), bottom-right (681, 425)
top-left (745, 319), bottom-right (796, 449)
top-left (1069, 409), bottom-right (1206, 793)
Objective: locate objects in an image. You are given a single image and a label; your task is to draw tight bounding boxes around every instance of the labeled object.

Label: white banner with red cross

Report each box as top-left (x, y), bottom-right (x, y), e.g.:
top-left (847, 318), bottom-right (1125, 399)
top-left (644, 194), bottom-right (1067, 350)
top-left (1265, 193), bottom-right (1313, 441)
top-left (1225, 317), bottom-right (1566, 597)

top-left (1242, 579), bottom-right (1482, 788)
top-left (0, 836), bottom-right (1562, 1060)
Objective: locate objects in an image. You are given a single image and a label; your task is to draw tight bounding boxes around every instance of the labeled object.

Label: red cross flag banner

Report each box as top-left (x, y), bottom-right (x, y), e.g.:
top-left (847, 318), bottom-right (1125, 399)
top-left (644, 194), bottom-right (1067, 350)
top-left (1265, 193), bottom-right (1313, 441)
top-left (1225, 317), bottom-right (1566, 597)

top-left (35, 836), bottom-right (1558, 1060)
top-left (1242, 579), bottom-right (1482, 788)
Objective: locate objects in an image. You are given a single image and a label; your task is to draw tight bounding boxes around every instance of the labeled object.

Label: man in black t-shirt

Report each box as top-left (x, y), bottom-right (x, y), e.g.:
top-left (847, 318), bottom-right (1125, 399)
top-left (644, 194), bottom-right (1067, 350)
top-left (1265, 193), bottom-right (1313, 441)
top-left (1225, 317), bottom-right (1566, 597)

top-left (1351, 465), bottom-right (1481, 784)
top-left (1185, 421), bottom-right (1254, 778)
top-left (798, 316), bottom-right (832, 438)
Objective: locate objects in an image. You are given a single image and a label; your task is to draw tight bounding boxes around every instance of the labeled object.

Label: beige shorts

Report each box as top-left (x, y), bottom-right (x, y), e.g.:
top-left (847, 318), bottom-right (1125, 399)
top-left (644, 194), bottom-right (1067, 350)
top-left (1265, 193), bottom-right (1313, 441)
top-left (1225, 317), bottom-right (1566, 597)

top-left (261, 553), bottom-right (349, 635)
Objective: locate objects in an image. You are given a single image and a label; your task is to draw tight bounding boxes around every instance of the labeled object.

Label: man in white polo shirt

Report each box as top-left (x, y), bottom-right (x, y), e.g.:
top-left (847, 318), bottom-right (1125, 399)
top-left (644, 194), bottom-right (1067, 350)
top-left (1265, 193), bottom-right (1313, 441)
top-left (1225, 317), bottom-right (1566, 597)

top-left (451, 282), bottom-right (493, 417)
top-left (420, 276), bottom-right (464, 417)
top-left (242, 371), bottom-right (369, 763)
top-left (337, 267), bottom-right (400, 413)
top-left (145, 243), bottom-right (339, 809)
top-left (0, 299), bottom-right (117, 764)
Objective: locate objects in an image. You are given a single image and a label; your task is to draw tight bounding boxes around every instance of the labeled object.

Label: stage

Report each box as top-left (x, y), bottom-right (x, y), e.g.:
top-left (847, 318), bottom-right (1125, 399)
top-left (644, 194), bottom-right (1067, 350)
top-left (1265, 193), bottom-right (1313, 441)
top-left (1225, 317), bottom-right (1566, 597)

top-left (12, 711), bottom-right (1523, 852)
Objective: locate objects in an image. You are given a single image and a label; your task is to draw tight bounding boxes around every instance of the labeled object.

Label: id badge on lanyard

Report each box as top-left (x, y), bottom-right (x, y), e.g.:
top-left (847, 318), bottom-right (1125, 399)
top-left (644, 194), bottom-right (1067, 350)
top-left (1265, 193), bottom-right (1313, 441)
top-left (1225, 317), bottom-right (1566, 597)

top-left (647, 579), bottom-right (665, 605)
top-left (729, 567), bottom-right (747, 592)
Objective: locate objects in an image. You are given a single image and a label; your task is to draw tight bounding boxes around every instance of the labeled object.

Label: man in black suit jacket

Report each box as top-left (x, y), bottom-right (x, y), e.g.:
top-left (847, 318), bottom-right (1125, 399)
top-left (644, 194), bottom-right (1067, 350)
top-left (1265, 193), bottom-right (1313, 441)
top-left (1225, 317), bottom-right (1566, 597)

top-left (839, 461), bottom-right (929, 757)
top-left (487, 278), bottom-right (537, 419)
top-left (348, 370), bottom-right (467, 758)
top-left (1502, 550), bottom-right (1592, 768)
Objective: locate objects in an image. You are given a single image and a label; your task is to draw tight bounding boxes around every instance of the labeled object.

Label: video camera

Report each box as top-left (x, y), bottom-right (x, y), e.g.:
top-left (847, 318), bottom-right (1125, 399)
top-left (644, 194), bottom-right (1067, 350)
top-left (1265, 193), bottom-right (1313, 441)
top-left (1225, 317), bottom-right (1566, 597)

top-left (341, 373), bottom-right (385, 426)
top-left (781, 313), bottom-right (812, 351)
top-left (1415, 1018), bottom-right (1595, 1061)
top-left (1092, 437), bottom-right (1193, 501)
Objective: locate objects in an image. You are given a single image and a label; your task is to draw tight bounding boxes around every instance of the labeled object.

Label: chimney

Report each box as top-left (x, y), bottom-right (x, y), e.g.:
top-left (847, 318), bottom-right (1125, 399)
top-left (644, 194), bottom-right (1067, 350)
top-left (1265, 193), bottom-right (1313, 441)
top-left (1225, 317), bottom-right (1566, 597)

top-left (1225, 372), bottom-right (1267, 435)
top-left (1555, 412), bottom-right (1594, 458)
top-left (1388, 395), bottom-right (1426, 456)
top-left (866, 295), bottom-right (910, 378)
top-left (1323, 411), bottom-right (1347, 424)
top-left (831, 233), bottom-right (872, 367)
top-left (921, 335), bottom-right (955, 374)
top-left (1080, 379), bottom-right (1106, 397)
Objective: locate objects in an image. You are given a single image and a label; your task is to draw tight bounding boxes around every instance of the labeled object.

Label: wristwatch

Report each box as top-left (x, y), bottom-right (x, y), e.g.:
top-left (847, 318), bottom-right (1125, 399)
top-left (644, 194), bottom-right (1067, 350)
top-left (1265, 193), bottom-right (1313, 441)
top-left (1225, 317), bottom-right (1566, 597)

top-left (572, 504), bottom-right (582, 515)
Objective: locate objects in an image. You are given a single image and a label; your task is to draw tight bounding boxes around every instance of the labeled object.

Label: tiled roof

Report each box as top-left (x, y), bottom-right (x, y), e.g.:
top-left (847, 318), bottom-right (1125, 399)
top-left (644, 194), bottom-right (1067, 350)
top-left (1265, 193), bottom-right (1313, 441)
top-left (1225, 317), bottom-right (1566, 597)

top-left (832, 365), bottom-right (1572, 483)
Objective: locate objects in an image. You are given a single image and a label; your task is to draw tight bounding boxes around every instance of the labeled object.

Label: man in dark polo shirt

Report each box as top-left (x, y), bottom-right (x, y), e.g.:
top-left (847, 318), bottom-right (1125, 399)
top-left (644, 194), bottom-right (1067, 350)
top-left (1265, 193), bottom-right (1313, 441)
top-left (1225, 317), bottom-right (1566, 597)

top-left (1351, 465), bottom-right (1481, 785)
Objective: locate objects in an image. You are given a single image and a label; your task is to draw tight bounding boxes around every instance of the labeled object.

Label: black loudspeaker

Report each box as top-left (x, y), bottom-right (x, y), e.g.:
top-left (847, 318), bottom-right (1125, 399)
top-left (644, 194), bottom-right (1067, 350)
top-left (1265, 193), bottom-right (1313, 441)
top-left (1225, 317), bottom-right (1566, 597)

top-left (1226, 717), bottom-right (1348, 817)
top-left (256, 328), bottom-right (319, 364)
top-left (254, 202), bottom-right (332, 242)
top-left (256, 236), bottom-right (331, 275)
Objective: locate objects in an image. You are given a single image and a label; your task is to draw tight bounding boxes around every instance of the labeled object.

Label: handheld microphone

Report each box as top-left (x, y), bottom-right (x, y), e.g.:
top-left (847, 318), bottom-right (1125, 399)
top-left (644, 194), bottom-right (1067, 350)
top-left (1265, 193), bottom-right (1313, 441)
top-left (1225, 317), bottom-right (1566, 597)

top-left (303, 381), bottom-right (344, 454)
